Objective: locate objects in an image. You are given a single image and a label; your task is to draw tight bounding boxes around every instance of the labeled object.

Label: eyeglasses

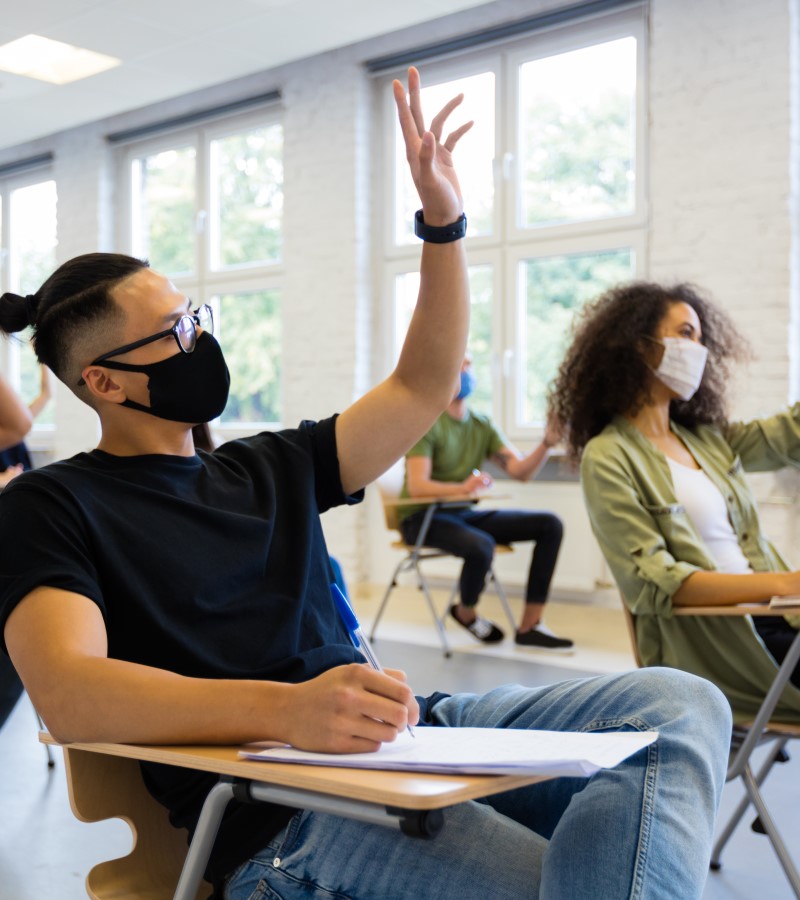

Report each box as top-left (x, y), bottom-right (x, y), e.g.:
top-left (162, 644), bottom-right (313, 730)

top-left (77, 304), bottom-right (213, 386)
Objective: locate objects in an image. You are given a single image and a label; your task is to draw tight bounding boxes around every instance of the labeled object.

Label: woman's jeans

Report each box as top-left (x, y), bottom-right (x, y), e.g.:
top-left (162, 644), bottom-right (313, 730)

top-left (400, 508), bottom-right (563, 608)
top-left (225, 668), bottom-right (731, 900)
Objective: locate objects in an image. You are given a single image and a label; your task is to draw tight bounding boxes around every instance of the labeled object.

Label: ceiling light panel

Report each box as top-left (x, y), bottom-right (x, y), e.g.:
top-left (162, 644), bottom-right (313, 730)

top-left (0, 34), bottom-right (120, 84)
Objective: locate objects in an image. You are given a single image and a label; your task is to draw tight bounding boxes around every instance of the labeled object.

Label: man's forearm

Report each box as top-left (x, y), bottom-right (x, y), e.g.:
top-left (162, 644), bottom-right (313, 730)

top-left (36, 655), bottom-right (294, 746)
top-left (502, 441), bottom-right (552, 482)
top-left (394, 239), bottom-right (469, 417)
top-left (407, 476), bottom-right (473, 498)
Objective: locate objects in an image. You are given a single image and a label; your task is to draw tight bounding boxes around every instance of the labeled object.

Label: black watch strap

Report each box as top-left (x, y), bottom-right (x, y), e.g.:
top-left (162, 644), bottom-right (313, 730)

top-left (414, 210), bottom-right (467, 243)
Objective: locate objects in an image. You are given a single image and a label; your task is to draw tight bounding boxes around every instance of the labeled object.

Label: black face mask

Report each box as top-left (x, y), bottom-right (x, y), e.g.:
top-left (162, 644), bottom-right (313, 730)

top-left (99, 332), bottom-right (230, 424)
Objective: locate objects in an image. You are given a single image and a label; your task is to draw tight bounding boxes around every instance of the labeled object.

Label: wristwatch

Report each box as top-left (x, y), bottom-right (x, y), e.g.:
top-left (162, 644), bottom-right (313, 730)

top-left (414, 210), bottom-right (467, 243)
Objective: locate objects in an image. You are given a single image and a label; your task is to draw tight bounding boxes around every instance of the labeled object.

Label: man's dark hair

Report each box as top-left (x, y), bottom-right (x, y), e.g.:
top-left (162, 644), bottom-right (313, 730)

top-left (548, 281), bottom-right (750, 463)
top-left (0, 253), bottom-right (148, 393)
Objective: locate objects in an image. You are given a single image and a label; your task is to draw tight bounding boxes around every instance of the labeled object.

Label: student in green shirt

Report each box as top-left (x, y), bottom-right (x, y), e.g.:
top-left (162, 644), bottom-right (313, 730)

top-left (400, 354), bottom-right (573, 650)
top-left (549, 281), bottom-right (800, 722)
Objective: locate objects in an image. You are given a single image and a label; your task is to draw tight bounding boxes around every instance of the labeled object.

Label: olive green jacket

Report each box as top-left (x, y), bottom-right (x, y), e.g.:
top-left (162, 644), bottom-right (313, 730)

top-left (582, 407), bottom-right (800, 723)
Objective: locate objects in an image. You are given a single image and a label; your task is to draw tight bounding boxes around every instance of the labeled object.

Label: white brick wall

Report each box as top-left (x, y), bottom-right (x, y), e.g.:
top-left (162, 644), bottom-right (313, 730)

top-left (2, 0), bottom-right (799, 585)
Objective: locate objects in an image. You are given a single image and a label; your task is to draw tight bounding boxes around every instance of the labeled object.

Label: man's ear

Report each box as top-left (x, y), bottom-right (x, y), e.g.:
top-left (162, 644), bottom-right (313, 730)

top-left (81, 366), bottom-right (128, 405)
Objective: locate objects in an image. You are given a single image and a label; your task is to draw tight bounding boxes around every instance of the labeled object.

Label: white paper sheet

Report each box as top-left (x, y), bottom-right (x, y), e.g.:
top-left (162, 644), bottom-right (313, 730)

top-left (239, 727), bottom-right (657, 777)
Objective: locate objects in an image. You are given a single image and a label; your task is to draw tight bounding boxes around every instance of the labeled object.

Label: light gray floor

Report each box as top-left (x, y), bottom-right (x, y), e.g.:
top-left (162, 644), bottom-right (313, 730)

top-left (0, 642), bottom-right (797, 899)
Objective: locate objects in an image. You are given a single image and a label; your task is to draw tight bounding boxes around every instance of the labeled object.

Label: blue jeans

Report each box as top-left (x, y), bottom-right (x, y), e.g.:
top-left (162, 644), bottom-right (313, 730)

top-left (224, 668), bottom-right (731, 899)
top-left (400, 508), bottom-right (563, 608)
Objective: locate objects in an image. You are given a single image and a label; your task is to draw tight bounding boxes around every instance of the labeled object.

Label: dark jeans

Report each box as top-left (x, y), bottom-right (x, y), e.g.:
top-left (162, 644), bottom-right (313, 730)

top-left (401, 507), bottom-right (563, 609)
top-left (0, 651), bottom-right (23, 729)
top-left (753, 615), bottom-right (800, 688)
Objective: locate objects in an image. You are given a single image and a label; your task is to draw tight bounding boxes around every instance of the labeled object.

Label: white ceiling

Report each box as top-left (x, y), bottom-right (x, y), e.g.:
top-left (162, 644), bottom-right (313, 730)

top-left (0, 0), bottom-right (493, 153)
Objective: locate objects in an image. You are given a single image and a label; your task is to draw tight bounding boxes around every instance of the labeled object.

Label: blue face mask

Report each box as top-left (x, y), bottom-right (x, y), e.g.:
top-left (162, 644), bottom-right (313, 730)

top-left (456, 369), bottom-right (476, 400)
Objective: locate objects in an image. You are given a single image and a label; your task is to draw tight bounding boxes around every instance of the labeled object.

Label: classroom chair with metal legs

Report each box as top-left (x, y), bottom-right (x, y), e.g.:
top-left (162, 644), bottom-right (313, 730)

top-left (370, 462), bottom-right (516, 658)
top-left (622, 603), bottom-right (800, 897)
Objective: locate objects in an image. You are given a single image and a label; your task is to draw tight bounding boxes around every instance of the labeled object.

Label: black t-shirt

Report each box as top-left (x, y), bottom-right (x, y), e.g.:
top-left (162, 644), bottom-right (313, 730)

top-left (0, 416), bottom-right (368, 884)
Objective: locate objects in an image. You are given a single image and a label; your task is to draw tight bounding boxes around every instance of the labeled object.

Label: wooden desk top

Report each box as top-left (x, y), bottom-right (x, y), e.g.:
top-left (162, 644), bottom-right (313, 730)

top-left (383, 492), bottom-right (510, 508)
top-left (41, 736), bottom-right (547, 810)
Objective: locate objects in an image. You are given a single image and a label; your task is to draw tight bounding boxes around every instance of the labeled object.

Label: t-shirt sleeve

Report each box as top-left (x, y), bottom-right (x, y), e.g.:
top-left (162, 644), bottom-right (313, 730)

top-left (0, 480), bottom-right (104, 652)
top-left (405, 429), bottom-right (435, 459)
top-left (302, 415), bottom-right (365, 514)
top-left (486, 420), bottom-right (508, 458)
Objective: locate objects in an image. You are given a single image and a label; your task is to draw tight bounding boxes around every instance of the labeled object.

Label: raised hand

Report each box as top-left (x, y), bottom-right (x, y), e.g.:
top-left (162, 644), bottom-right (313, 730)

top-left (393, 66), bottom-right (473, 227)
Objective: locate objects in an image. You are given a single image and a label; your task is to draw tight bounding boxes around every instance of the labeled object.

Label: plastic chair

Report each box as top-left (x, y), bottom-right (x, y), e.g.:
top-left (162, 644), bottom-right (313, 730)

top-left (369, 461), bottom-right (516, 657)
top-left (622, 602), bottom-right (800, 896)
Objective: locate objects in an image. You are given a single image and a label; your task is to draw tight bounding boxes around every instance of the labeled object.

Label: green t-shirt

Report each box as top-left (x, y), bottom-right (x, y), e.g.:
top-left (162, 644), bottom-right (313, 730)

top-left (399, 410), bottom-right (507, 521)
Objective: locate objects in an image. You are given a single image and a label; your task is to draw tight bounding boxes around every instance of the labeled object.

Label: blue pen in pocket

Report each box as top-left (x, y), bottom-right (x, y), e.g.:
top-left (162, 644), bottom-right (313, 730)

top-left (330, 582), bottom-right (415, 738)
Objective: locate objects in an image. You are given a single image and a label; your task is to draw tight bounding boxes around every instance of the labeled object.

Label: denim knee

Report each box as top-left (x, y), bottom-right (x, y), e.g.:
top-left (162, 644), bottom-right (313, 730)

top-left (628, 667), bottom-right (732, 750)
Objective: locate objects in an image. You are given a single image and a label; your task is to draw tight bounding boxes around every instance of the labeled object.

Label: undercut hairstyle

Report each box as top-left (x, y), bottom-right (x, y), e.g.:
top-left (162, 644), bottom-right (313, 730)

top-left (548, 281), bottom-right (750, 464)
top-left (0, 253), bottom-right (149, 397)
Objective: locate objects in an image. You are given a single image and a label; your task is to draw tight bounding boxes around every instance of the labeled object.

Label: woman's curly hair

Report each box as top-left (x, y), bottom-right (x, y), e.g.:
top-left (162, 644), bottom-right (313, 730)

top-left (548, 281), bottom-right (750, 463)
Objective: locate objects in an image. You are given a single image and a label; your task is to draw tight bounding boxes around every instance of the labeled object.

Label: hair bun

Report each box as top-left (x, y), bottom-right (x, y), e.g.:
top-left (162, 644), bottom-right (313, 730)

top-left (24, 294), bottom-right (37, 326)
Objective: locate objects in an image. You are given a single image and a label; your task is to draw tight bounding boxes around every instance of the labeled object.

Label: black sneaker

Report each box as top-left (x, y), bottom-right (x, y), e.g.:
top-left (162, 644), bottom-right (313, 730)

top-left (515, 624), bottom-right (574, 652)
top-left (449, 605), bottom-right (504, 643)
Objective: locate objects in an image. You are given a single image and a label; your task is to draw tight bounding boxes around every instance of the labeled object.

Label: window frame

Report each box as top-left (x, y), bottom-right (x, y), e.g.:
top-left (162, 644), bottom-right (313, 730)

top-left (378, 6), bottom-right (648, 444)
top-left (116, 105), bottom-right (285, 438)
top-left (0, 168), bottom-right (58, 444)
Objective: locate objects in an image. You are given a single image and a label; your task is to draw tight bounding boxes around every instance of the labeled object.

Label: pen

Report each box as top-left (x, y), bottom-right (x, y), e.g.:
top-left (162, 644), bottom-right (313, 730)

top-left (330, 582), bottom-right (415, 738)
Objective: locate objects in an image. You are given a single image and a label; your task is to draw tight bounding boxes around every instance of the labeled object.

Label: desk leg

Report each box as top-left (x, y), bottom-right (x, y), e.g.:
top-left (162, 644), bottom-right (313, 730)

top-left (174, 779), bottom-right (236, 900)
top-left (729, 629), bottom-right (800, 777)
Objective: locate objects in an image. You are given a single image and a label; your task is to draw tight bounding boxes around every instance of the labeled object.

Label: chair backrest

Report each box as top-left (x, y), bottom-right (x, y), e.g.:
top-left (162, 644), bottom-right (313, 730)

top-left (377, 460), bottom-right (406, 533)
top-left (620, 604), bottom-right (644, 669)
top-left (62, 744), bottom-right (210, 899)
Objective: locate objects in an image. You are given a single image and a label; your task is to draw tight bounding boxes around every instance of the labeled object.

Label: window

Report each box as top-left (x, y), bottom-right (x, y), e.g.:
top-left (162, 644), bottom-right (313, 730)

top-left (120, 110), bottom-right (284, 432)
top-left (382, 9), bottom-right (644, 440)
top-left (0, 174), bottom-right (58, 429)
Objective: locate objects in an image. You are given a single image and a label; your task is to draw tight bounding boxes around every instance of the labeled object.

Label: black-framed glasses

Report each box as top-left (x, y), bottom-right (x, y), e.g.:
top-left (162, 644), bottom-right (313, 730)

top-left (77, 304), bottom-right (213, 386)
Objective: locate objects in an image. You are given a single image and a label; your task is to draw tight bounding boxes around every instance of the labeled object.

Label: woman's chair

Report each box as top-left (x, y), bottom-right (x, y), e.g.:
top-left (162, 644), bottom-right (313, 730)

top-left (622, 603), bottom-right (800, 896)
top-left (370, 461), bottom-right (516, 657)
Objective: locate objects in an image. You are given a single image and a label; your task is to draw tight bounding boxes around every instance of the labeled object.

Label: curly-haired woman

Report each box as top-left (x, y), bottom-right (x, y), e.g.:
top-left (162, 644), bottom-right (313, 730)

top-left (550, 281), bottom-right (800, 722)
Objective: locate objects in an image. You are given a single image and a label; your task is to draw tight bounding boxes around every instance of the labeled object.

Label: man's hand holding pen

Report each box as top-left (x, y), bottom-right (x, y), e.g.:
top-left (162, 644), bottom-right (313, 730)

top-left (464, 468), bottom-right (493, 494)
top-left (286, 664), bottom-right (419, 755)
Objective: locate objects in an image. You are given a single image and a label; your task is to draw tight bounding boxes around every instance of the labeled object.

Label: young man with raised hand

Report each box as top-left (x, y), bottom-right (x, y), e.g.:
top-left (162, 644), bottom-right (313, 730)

top-left (0, 69), bottom-right (730, 899)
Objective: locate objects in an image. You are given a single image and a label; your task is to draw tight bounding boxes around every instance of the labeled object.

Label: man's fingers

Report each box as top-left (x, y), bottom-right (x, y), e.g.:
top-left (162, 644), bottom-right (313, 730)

top-left (444, 120), bottom-right (474, 153)
top-left (407, 66), bottom-right (426, 136)
top-left (393, 79), bottom-right (421, 151)
top-left (429, 93), bottom-right (464, 141)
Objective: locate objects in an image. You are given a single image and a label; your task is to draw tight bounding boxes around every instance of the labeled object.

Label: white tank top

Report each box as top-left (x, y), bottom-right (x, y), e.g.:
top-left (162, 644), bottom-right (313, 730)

top-left (666, 456), bottom-right (753, 574)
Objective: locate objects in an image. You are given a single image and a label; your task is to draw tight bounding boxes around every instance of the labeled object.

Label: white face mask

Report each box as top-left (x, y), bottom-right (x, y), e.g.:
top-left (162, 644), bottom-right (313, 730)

top-left (651, 337), bottom-right (708, 400)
